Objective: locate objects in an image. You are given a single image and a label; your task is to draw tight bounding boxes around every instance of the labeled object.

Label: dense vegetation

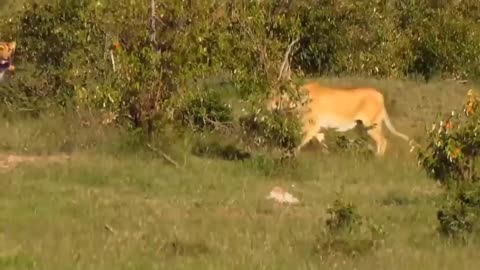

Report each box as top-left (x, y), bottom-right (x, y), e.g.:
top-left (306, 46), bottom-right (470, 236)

top-left (1, 0), bottom-right (479, 142)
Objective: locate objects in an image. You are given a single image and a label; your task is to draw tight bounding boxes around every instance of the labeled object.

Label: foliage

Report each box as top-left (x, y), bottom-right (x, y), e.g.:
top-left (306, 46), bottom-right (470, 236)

top-left (416, 89), bottom-right (480, 184)
top-left (400, 1), bottom-right (480, 80)
top-left (314, 196), bottom-right (386, 257)
top-left (290, 0), bottom-right (480, 79)
top-left (415, 89), bottom-right (480, 241)
top-left (113, 46), bottom-right (171, 134)
top-left (437, 182), bottom-right (480, 241)
top-left (172, 88), bottom-right (233, 132)
top-left (0, 0), bottom-right (103, 110)
top-left (0, 65), bottom-right (73, 114)
top-left (1, 0), bottom-right (480, 155)
top-left (239, 107), bottom-right (302, 153)
top-left (325, 197), bottom-right (363, 234)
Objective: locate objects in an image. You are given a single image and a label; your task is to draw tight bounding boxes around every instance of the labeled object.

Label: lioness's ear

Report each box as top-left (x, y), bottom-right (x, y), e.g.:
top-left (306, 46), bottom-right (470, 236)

top-left (8, 41), bottom-right (16, 51)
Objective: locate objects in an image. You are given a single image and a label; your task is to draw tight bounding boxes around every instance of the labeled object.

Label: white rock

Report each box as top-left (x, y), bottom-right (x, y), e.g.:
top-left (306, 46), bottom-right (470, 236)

top-left (266, 186), bottom-right (300, 204)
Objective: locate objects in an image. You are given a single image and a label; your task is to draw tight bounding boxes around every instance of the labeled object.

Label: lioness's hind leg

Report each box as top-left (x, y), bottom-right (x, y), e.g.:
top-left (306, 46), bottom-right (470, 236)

top-left (367, 125), bottom-right (387, 156)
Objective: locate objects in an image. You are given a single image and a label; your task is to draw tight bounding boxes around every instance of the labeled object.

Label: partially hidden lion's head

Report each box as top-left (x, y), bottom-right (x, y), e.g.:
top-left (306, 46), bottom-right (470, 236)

top-left (266, 92), bottom-right (296, 111)
top-left (0, 41), bottom-right (16, 71)
top-left (266, 86), bottom-right (310, 112)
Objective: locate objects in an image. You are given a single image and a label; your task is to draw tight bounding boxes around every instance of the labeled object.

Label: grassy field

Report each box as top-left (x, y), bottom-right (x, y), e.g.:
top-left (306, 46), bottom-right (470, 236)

top-left (0, 76), bottom-right (479, 270)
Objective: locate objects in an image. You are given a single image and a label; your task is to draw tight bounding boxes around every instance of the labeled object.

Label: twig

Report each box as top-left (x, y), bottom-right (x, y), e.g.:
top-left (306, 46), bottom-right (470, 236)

top-left (110, 49), bottom-right (116, 72)
top-left (104, 33), bottom-right (109, 60)
top-left (277, 37), bottom-right (300, 82)
top-left (445, 78), bottom-right (468, 84)
top-left (205, 118), bottom-right (234, 131)
top-left (182, 152), bottom-right (187, 169)
top-left (104, 224), bottom-right (117, 234)
top-left (146, 143), bottom-right (180, 168)
top-left (149, 0), bottom-right (157, 46)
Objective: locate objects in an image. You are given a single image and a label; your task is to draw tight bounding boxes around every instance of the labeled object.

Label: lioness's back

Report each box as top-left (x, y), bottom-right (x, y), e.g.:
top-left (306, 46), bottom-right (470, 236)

top-left (301, 82), bottom-right (385, 107)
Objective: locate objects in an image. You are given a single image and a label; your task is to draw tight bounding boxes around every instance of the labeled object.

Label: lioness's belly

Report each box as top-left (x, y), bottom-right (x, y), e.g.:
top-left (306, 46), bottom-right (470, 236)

top-left (317, 115), bottom-right (358, 132)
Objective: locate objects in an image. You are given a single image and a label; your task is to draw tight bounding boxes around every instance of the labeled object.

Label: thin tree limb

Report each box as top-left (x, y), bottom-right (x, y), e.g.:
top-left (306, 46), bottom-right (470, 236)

top-left (110, 49), bottom-right (116, 72)
top-left (277, 37), bottom-right (300, 82)
top-left (149, 0), bottom-right (157, 46)
top-left (146, 143), bottom-right (180, 168)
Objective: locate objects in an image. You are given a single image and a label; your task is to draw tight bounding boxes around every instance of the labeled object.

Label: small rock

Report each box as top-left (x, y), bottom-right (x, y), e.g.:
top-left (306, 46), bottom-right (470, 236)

top-left (266, 186), bottom-right (300, 205)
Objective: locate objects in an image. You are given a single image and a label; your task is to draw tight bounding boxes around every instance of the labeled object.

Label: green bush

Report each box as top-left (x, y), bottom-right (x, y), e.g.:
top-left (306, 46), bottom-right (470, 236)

top-left (416, 89), bottom-right (480, 185)
top-left (239, 108), bottom-right (302, 153)
top-left (402, 2), bottom-right (480, 80)
top-left (172, 87), bottom-right (233, 132)
top-left (0, 64), bottom-right (75, 113)
top-left (314, 196), bottom-right (386, 257)
top-left (1, 0), bottom-right (480, 150)
top-left (437, 182), bottom-right (480, 241)
top-left (290, 0), bottom-right (480, 79)
top-left (325, 197), bottom-right (363, 234)
top-left (415, 89), bottom-right (480, 242)
top-left (0, 0), bottom-right (104, 110)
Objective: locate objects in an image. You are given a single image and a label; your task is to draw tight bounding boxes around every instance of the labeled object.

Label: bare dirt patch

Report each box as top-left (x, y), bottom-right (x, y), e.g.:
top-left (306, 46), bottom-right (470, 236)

top-left (0, 153), bottom-right (70, 171)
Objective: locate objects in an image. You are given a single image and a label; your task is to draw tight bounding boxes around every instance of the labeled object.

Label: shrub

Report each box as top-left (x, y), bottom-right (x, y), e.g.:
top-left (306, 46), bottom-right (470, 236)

top-left (416, 89), bottom-right (480, 185)
top-left (239, 107), bottom-right (302, 153)
top-left (314, 196), bottom-right (386, 257)
top-left (416, 89), bottom-right (480, 241)
top-left (171, 87), bottom-right (233, 132)
top-left (401, 1), bottom-right (480, 80)
top-left (113, 46), bottom-right (172, 133)
top-left (437, 182), bottom-right (480, 241)
top-left (325, 197), bottom-right (363, 234)
top-left (15, 0), bottom-right (105, 69)
top-left (0, 0), bottom-right (104, 111)
top-left (2, 0), bottom-right (480, 145)
top-left (0, 66), bottom-right (73, 114)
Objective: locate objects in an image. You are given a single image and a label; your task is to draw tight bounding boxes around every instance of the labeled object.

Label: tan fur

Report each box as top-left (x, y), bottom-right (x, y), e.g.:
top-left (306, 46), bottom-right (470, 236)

top-left (267, 81), bottom-right (411, 157)
top-left (0, 41), bottom-right (16, 72)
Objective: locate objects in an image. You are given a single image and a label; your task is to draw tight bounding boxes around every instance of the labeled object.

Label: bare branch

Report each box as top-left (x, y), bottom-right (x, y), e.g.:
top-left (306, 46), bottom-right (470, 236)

top-left (110, 49), bottom-right (116, 72)
top-left (146, 143), bottom-right (180, 169)
top-left (104, 224), bottom-right (117, 234)
top-left (149, 0), bottom-right (157, 46)
top-left (277, 37), bottom-right (300, 82)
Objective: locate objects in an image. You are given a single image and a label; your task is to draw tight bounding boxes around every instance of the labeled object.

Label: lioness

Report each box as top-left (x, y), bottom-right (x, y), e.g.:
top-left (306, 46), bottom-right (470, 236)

top-left (267, 81), bottom-right (411, 157)
top-left (0, 41), bottom-right (16, 81)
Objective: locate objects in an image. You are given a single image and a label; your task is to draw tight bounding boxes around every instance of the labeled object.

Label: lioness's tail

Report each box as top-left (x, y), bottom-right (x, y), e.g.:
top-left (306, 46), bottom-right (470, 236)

top-left (383, 112), bottom-right (410, 142)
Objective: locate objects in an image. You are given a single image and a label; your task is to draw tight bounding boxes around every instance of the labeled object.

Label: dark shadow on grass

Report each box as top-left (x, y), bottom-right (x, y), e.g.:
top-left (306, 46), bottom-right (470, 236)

top-left (161, 237), bottom-right (210, 257)
top-left (191, 141), bottom-right (251, 161)
top-left (379, 191), bottom-right (419, 207)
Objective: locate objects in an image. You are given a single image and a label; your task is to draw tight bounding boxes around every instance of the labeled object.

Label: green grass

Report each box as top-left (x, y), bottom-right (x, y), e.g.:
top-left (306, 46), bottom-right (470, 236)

top-left (1, 76), bottom-right (480, 270)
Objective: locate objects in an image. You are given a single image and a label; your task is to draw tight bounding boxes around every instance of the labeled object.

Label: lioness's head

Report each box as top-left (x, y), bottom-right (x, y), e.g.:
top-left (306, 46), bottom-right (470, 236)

top-left (0, 41), bottom-right (16, 61)
top-left (0, 41), bottom-right (16, 71)
top-left (266, 87), bottom-right (311, 112)
top-left (266, 92), bottom-right (295, 111)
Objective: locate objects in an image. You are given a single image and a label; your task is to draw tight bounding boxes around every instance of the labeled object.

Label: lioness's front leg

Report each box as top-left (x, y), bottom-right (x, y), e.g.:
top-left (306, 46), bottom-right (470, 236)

top-left (315, 132), bottom-right (329, 150)
top-left (294, 118), bottom-right (320, 156)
